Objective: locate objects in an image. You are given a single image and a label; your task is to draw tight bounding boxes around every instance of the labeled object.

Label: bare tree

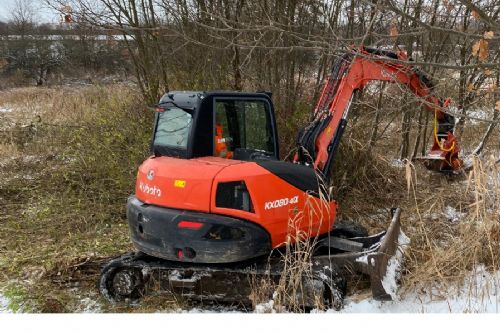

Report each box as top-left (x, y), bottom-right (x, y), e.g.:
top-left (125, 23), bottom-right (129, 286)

top-left (10, 0), bottom-right (37, 38)
top-left (39, 0), bottom-right (500, 156)
top-left (2, 0), bottom-right (63, 85)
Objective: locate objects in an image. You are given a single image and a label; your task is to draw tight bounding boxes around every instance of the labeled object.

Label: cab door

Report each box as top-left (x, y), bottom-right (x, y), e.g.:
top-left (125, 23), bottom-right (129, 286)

top-left (213, 97), bottom-right (279, 161)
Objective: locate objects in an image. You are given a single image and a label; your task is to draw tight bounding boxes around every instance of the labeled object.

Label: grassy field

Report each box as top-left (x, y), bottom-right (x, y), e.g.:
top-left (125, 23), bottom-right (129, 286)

top-left (0, 83), bottom-right (498, 312)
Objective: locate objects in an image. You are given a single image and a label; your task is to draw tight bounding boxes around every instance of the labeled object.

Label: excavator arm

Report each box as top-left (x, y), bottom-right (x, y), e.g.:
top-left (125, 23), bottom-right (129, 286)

top-left (296, 47), bottom-right (462, 179)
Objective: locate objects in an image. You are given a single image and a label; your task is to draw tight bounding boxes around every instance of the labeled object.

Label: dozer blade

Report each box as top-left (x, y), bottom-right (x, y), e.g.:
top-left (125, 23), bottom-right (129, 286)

top-left (364, 208), bottom-right (407, 300)
top-left (313, 207), bottom-right (406, 301)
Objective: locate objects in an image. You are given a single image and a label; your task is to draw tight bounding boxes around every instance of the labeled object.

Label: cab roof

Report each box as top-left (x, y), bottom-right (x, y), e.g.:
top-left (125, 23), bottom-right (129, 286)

top-left (159, 91), bottom-right (273, 110)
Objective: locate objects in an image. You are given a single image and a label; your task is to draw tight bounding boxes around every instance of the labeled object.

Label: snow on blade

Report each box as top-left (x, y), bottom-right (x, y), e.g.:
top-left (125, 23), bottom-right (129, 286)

top-left (355, 254), bottom-right (368, 265)
top-left (380, 231), bottom-right (410, 299)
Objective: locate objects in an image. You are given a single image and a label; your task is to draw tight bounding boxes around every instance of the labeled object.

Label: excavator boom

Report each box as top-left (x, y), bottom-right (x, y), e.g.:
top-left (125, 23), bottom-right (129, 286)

top-left (296, 47), bottom-right (462, 177)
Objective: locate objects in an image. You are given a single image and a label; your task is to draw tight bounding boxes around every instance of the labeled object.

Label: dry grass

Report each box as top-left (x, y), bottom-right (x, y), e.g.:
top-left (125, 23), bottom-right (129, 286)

top-left (402, 156), bottom-right (500, 293)
top-left (0, 84), bottom-right (158, 312)
top-left (0, 81), bottom-right (498, 313)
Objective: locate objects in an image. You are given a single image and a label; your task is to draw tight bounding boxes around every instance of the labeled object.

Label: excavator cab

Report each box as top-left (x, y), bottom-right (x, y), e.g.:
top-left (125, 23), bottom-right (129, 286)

top-left (152, 91), bottom-right (279, 162)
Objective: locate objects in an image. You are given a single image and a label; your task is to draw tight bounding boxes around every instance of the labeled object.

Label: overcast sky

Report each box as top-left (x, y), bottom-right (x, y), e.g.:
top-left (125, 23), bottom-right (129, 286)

top-left (0, 0), bottom-right (58, 23)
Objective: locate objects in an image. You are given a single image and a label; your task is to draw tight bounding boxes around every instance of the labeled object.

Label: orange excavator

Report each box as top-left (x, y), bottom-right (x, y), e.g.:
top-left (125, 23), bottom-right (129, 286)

top-left (99, 47), bottom-right (462, 309)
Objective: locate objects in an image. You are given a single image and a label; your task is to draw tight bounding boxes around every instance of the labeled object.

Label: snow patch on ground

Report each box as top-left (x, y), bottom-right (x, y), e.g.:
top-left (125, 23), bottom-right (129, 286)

top-left (179, 306), bottom-right (243, 313)
top-left (467, 110), bottom-right (490, 124)
top-left (390, 159), bottom-right (405, 168)
top-left (0, 106), bottom-right (13, 113)
top-left (449, 107), bottom-right (492, 125)
top-left (443, 206), bottom-right (466, 223)
top-left (254, 299), bottom-right (276, 313)
top-left (339, 265), bottom-right (500, 313)
top-left (461, 156), bottom-right (474, 171)
top-left (77, 297), bottom-right (102, 313)
top-left (0, 293), bottom-right (12, 313)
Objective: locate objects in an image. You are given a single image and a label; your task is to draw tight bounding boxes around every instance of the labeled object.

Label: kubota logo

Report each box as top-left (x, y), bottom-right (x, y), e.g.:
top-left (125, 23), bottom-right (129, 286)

top-left (146, 169), bottom-right (155, 181)
top-left (139, 182), bottom-right (161, 197)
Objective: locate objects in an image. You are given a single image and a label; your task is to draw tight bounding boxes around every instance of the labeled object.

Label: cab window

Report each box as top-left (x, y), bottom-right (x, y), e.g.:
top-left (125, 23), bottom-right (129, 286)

top-left (154, 107), bottom-right (192, 149)
top-left (214, 99), bottom-right (275, 159)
